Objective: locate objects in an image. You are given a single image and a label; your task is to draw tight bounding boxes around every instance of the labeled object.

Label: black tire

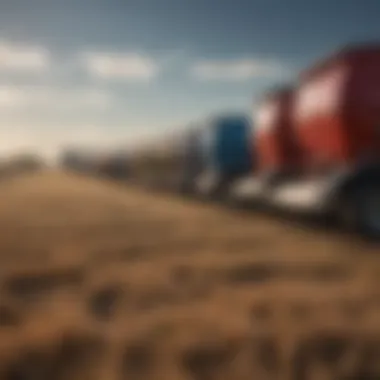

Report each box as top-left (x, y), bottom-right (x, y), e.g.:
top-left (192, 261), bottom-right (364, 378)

top-left (356, 181), bottom-right (380, 240)
top-left (338, 180), bottom-right (380, 240)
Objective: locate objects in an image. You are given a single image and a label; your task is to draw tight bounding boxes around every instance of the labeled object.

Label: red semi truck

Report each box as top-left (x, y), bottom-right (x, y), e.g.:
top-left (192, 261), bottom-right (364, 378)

top-left (232, 44), bottom-right (380, 238)
top-left (254, 85), bottom-right (299, 175)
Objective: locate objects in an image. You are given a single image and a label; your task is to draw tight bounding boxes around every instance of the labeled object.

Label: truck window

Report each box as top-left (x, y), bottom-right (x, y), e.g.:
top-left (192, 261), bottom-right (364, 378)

top-left (294, 66), bottom-right (348, 122)
top-left (255, 102), bottom-right (279, 133)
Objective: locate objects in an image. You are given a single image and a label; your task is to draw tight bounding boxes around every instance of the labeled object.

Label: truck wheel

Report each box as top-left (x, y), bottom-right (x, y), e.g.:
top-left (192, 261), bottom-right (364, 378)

top-left (358, 182), bottom-right (380, 239)
top-left (339, 180), bottom-right (380, 240)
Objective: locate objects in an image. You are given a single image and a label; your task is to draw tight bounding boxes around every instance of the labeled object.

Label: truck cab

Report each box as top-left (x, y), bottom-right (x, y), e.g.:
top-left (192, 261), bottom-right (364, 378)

top-left (290, 44), bottom-right (380, 237)
top-left (195, 114), bottom-right (253, 198)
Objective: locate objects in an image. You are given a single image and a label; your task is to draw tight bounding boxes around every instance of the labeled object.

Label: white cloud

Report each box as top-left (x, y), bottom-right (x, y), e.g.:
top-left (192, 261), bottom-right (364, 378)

top-left (191, 58), bottom-right (289, 81)
top-left (0, 87), bottom-right (26, 107)
top-left (0, 40), bottom-right (50, 72)
top-left (81, 52), bottom-right (159, 81)
top-left (0, 85), bottom-right (111, 109)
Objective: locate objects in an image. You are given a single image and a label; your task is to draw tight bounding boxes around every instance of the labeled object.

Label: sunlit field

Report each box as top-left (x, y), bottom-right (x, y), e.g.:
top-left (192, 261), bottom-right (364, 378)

top-left (0, 170), bottom-right (379, 380)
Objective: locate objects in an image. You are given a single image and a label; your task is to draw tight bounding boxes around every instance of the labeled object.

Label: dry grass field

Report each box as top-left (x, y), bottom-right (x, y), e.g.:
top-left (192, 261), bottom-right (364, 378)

top-left (0, 170), bottom-right (379, 380)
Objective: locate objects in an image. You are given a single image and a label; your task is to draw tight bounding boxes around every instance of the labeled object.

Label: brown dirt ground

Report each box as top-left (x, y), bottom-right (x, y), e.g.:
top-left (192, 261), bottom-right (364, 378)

top-left (0, 170), bottom-right (379, 380)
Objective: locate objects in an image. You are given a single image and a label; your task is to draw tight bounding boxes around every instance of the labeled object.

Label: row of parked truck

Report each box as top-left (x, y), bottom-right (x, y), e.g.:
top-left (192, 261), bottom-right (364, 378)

top-left (62, 43), bottom-right (380, 239)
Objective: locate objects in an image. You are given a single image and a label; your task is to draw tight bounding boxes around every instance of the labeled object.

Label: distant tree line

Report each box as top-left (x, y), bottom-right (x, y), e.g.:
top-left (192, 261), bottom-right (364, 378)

top-left (0, 152), bottom-right (46, 178)
top-left (59, 148), bottom-right (130, 180)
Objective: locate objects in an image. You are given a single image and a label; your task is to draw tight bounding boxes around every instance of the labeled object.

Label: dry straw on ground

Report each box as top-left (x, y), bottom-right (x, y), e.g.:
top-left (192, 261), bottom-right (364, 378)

top-left (0, 170), bottom-right (379, 379)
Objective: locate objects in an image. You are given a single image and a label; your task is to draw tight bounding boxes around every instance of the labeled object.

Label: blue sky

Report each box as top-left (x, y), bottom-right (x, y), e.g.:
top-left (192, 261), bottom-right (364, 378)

top-left (0, 0), bottom-right (380, 159)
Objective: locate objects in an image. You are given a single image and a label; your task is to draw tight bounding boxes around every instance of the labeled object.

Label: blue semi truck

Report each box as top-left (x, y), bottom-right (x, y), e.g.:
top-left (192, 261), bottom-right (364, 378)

top-left (194, 114), bottom-right (254, 197)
